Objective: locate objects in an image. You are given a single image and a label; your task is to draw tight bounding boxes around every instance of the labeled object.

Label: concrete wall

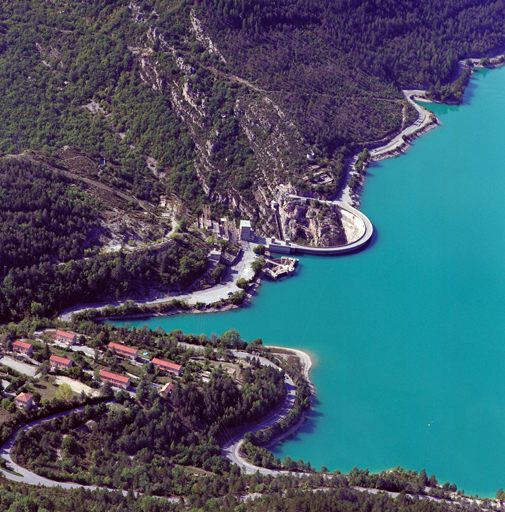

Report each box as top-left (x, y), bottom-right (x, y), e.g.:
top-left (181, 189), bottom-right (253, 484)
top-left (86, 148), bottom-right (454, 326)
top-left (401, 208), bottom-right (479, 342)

top-left (340, 209), bottom-right (365, 243)
top-left (268, 199), bottom-right (373, 256)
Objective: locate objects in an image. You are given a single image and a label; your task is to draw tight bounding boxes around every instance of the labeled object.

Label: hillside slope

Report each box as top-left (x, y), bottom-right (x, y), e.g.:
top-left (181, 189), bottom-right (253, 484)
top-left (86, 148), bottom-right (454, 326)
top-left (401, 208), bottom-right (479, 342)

top-left (1, 0), bottom-right (504, 237)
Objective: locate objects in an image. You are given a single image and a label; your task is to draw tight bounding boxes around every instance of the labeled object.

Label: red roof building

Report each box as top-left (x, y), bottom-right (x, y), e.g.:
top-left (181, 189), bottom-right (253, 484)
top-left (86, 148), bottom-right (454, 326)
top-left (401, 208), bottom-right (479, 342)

top-left (15, 392), bottom-right (33, 409)
top-left (50, 354), bottom-right (73, 370)
top-left (12, 340), bottom-right (33, 356)
top-left (56, 330), bottom-right (77, 346)
top-left (160, 382), bottom-right (174, 394)
top-left (108, 342), bottom-right (138, 359)
top-left (152, 358), bottom-right (182, 376)
top-left (99, 369), bottom-right (131, 389)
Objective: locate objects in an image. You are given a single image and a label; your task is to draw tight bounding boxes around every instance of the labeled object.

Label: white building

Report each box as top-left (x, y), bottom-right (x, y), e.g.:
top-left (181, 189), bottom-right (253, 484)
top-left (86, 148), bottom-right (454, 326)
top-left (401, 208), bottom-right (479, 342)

top-left (240, 220), bottom-right (254, 241)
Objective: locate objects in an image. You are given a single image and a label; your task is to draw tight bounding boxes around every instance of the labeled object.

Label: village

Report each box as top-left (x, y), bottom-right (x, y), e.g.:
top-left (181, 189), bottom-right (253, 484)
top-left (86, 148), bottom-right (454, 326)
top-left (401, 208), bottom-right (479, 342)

top-left (0, 324), bottom-right (277, 424)
top-left (0, 328), bottom-right (188, 413)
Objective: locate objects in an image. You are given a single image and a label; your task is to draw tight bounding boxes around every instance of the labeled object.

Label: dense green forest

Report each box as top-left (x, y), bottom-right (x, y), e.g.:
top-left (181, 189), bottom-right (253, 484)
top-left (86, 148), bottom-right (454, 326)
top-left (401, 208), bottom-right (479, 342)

top-left (0, 0), bottom-right (197, 202)
top-left (0, 157), bottom-right (208, 323)
top-left (2, 0), bottom-right (504, 238)
top-left (198, 0), bottom-right (505, 139)
top-left (12, 364), bottom-right (284, 492)
top-left (0, 233), bottom-right (207, 322)
top-left (0, 472), bottom-right (488, 512)
top-left (0, 159), bottom-right (102, 270)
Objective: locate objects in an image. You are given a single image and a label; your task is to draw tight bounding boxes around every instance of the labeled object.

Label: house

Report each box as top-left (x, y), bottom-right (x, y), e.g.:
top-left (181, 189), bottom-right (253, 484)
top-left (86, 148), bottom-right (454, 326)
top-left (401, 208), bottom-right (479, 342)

top-left (160, 382), bottom-right (174, 395)
top-left (12, 340), bottom-right (33, 357)
top-left (99, 369), bottom-right (130, 389)
top-left (108, 342), bottom-right (138, 360)
top-left (15, 392), bottom-right (33, 409)
top-left (55, 330), bottom-right (77, 346)
top-left (49, 354), bottom-right (73, 370)
top-left (151, 358), bottom-right (182, 376)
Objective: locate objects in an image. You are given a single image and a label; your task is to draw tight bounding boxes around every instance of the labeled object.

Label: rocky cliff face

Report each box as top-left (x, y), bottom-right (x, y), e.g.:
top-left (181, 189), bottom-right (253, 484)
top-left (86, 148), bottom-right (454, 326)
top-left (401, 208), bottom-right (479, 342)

top-left (275, 192), bottom-right (347, 247)
top-left (128, 2), bottom-right (341, 243)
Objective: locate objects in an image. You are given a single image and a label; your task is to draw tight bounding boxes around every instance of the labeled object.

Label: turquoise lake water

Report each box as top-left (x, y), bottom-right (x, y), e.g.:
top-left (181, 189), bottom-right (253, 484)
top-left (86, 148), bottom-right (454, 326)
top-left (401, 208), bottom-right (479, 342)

top-left (111, 66), bottom-right (505, 497)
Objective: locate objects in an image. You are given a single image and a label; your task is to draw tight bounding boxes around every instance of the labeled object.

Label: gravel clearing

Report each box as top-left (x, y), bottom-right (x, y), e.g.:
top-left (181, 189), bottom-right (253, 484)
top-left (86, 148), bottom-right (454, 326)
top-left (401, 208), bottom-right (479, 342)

top-left (1, 357), bottom-right (38, 377)
top-left (54, 376), bottom-right (101, 397)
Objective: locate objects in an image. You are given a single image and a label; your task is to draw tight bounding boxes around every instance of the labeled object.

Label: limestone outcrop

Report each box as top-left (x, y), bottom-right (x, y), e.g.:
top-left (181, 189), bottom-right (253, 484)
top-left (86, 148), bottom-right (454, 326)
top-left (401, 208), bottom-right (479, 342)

top-left (275, 193), bottom-right (347, 247)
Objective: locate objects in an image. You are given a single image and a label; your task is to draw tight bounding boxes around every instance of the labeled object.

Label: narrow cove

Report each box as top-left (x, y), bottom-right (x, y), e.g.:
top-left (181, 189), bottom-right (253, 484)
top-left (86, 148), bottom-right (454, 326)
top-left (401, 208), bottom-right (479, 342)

top-left (110, 66), bottom-right (505, 497)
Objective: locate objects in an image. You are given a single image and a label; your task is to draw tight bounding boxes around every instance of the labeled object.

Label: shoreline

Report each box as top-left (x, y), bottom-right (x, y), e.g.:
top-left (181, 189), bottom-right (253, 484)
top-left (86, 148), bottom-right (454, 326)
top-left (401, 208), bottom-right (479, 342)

top-left (267, 345), bottom-right (313, 383)
top-left (261, 345), bottom-right (315, 449)
top-left (341, 91), bottom-right (438, 207)
top-left (60, 50), bottom-right (505, 327)
top-left (341, 50), bottom-right (505, 208)
top-left (62, 274), bottom-right (262, 323)
top-left (221, 345), bottom-right (315, 471)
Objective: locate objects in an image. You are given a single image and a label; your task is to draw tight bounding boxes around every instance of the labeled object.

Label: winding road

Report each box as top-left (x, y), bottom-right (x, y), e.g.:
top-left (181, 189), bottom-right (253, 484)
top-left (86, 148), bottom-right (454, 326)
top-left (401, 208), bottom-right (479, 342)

top-left (0, 347), bottom-right (497, 509)
top-left (60, 242), bottom-right (257, 321)
top-left (0, 346), bottom-right (305, 486)
top-left (368, 90), bottom-right (434, 160)
top-left (0, 406), bottom-right (112, 490)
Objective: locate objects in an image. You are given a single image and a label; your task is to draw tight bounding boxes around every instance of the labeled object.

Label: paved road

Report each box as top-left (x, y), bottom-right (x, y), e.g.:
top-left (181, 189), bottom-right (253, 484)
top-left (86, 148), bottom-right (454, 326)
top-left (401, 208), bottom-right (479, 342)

top-left (368, 90), bottom-right (433, 159)
top-left (0, 403), bottom-right (180, 501)
top-left (0, 348), bottom-right (494, 509)
top-left (337, 88), bottom-right (436, 205)
top-left (52, 340), bottom-right (96, 359)
top-left (214, 349), bottom-right (299, 474)
top-left (0, 346), bottom-right (295, 487)
top-left (269, 196), bottom-right (373, 255)
top-left (221, 377), bottom-right (296, 475)
top-left (0, 407), bottom-right (102, 488)
top-left (60, 244), bottom-right (257, 321)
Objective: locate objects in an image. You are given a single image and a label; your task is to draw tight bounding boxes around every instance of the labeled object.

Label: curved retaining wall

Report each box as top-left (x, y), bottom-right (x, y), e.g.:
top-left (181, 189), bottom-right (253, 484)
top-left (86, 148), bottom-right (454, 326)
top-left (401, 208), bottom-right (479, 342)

top-left (268, 199), bottom-right (373, 255)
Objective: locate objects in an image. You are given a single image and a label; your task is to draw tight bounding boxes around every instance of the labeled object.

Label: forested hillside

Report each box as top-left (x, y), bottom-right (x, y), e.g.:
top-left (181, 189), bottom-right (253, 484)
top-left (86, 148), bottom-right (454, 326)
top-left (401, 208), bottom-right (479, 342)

top-left (0, 159), bottom-right (102, 269)
top-left (1, 0), bottom-right (505, 318)
top-left (1, 0), bottom-right (504, 239)
top-left (199, 0), bottom-right (505, 149)
top-left (0, 158), bottom-right (208, 322)
top-left (0, 473), bottom-right (485, 511)
top-left (13, 366), bottom-right (284, 490)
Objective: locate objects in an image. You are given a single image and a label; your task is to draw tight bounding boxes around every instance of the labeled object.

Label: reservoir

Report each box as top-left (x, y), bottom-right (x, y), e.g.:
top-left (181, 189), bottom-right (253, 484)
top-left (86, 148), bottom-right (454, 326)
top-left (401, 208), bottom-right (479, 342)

top-left (111, 66), bottom-right (505, 497)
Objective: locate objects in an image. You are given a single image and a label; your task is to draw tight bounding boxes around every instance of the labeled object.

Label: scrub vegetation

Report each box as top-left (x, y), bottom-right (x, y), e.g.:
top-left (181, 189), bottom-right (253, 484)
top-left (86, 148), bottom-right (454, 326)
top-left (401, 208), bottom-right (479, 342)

top-left (0, 472), bottom-right (482, 512)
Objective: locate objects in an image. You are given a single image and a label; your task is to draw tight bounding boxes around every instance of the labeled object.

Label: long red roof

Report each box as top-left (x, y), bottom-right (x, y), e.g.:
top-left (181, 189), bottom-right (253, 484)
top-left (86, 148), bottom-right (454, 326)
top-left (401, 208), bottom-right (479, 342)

top-left (56, 330), bottom-right (76, 339)
top-left (99, 369), bottom-right (130, 384)
top-left (108, 342), bottom-right (138, 355)
top-left (50, 354), bottom-right (72, 365)
top-left (13, 340), bottom-right (32, 350)
top-left (152, 358), bottom-right (182, 371)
